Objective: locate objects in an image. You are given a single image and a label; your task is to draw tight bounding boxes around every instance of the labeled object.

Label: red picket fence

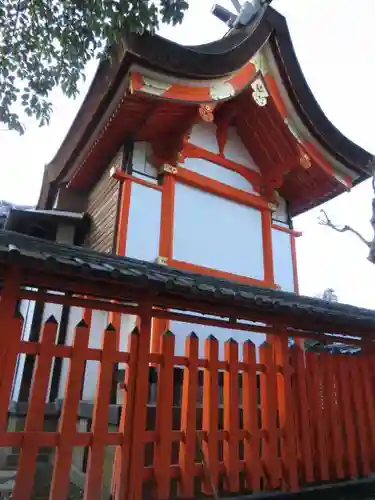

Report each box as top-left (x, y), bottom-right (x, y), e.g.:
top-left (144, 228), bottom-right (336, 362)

top-left (1, 308), bottom-right (375, 499)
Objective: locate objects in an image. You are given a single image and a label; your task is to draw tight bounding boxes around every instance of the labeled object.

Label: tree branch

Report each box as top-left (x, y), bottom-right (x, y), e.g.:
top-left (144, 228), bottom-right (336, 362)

top-left (318, 209), bottom-right (371, 248)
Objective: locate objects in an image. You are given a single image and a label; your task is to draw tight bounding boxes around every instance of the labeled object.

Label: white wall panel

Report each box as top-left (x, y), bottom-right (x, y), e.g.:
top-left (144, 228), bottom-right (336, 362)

top-left (125, 183), bottom-right (162, 262)
top-left (58, 308), bottom-right (137, 400)
top-left (184, 157), bottom-right (256, 194)
top-left (173, 183), bottom-right (264, 280)
top-left (12, 293), bottom-right (64, 402)
top-left (189, 123), bottom-right (219, 154)
top-left (272, 228), bottom-right (295, 293)
top-left (58, 306), bottom-right (84, 399)
top-left (272, 193), bottom-right (289, 224)
top-left (81, 310), bottom-right (109, 400)
top-left (42, 297), bottom-right (64, 401)
top-left (11, 299), bottom-right (36, 401)
top-left (224, 127), bottom-right (259, 172)
top-left (170, 316), bottom-right (266, 359)
top-left (132, 142), bottom-right (158, 179)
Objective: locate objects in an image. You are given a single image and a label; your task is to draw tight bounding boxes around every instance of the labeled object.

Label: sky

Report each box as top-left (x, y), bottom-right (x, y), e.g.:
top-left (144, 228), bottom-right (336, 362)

top-left (0, 0), bottom-right (374, 308)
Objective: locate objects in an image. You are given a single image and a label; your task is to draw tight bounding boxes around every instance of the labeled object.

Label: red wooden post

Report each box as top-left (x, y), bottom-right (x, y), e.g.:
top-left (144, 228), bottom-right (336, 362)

top-left (126, 308), bottom-right (152, 500)
top-left (0, 273), bottom-right (22, 432)
top-left (259, 342), bottom-right (280, 490)
top-left (336, 353), bottom-right (358, 478)
top-left (12, 316), bottom-right (58, 500)
top-left (274, 338), bottom-right (299, 491)
top-left (305, 352), bottom-right (329, 481)
top-left (223, 338), bottom-right (240, 493)
top-left (350, 355), bottom-right (371, 476)
top-left (242, 340), bottom-right (261, 492)
top-left (0, 314), bottom-right (23, 432)
top-left (111, 328), bottom-right (140, 500)
top-left (319, 353), bottom-right (334, 477)
top-left (289, 344), bottom-right (313, 485)
top-left (322, 352), bottom-right (344, 479)
top-left (49, 319), bottom-right (90, 500)
top-left (361, 354), bottom-right (375, 470)
top-left (202, 335), bottom-right (220, 495)
top-left (84, 323), bottom-right (118, 500)
top-left (179, 332), bottom-right (199, 498)
top-left (154, 331), bottom-right (175, 499)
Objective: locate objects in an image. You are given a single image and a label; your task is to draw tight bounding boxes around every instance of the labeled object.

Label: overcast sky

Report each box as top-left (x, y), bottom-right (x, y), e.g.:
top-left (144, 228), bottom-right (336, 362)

top-left (0, 0), bottom-right (374, 307)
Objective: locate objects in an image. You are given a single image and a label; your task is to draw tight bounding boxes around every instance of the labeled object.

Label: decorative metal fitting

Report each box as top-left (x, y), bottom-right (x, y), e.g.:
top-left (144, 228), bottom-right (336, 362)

top-left (299, 153), bottom-right (311, 169)
top-left (161, 164), bottom-right (178, 175)
top-left (268, 202), bottom-right (277, 212)
top-left (251, 77), bottom-right (269, 107)
top-left (199, 104), bottom-right (215, 122)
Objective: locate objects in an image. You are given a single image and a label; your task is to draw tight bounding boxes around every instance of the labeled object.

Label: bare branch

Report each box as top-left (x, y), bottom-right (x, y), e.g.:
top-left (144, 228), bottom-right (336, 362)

top-left (318, 209), bottom-right (371, 248)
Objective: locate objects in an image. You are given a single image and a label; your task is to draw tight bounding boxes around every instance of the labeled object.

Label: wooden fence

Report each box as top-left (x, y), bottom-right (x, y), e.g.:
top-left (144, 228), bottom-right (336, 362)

top-left (1, 309), bottom-right (375, 499)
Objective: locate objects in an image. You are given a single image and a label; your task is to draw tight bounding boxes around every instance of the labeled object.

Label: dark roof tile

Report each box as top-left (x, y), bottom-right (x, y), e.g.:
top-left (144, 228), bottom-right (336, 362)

top-left (1, 230), bottom-right (375, 338)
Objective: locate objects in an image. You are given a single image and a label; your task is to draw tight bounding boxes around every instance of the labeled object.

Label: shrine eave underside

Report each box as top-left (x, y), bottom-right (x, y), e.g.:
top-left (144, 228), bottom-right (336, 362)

top-left (38, 6), bottom-right (373, 211)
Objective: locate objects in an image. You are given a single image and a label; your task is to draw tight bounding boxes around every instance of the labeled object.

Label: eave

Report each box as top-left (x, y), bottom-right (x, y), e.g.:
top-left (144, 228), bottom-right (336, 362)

top-left (2, 230), bottom-right (375, 338)
top-left (37, 6), bottom-right (373, 215)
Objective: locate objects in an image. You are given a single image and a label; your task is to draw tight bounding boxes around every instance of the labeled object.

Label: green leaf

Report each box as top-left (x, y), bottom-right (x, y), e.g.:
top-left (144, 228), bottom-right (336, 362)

top-left (0, 0), bottom-right (190, 133)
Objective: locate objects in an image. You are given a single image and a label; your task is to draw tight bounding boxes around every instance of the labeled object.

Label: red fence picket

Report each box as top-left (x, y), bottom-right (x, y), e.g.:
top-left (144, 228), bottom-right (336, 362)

top-left (1, 295), bottom-right (375, 499)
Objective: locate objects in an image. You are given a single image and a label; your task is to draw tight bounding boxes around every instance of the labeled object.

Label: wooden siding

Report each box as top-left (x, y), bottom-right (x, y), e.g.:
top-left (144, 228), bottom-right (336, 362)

top-left (85, 150), bottom-right (122, 253)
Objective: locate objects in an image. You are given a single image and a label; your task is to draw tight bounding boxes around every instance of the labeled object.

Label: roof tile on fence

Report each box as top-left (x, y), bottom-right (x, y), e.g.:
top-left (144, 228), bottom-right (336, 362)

top-left (1, 230), bottom-right (375, 335)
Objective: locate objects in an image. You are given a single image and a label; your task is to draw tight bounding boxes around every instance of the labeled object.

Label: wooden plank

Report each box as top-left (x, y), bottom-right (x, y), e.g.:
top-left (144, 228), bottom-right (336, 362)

top-left (223, 338), bottom-right (240, 492)
top-left (327, 354), bottom-right (345, 479)
top-left (202, 335), bottom-right (220, 495)
top-left (126, 310), bottom-right (153, 500)
top-left (49, 320), bottom-right (90, 500)
top-left (84, 323), bottom-right (118, 500)
top-left (179, 333), bottom-right (199, 498)
top-left (242, 340), bottom-right (261, 492)
top-left (350, 355), bottom-right (371, 476)
top-left (289, 344), bottom-right (313, 485)
top-left (336, 354), bottom-right (358, 478)
top-left (0, 275), bottom-right (21, 432)
top-left (12, 317), bottom-right (58, 500)
top-left (259, 342), bottom-right (280, 489)
top-left (305, 352), bottom-right (329, 481)
top-left (274, 339), bottom-right (299, 491)
top-left (86, 163), bottom-right (120, 253)
top-left (154, 332), bottom-right (175, 499)
top-left (361, 354), bottom-right (375, 470)
top-left (112, 329), bottom-right (140, 500)
top-left (320, 353), bottom-right (335, 477)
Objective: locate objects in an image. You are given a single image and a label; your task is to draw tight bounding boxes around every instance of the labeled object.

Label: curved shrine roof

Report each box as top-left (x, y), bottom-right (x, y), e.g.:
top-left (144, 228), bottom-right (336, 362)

top-left (38, 6), bottom-right (373, 214)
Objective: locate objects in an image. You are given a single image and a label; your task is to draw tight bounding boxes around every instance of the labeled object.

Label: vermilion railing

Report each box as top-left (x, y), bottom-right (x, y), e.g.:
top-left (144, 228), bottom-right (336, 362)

top-left (1, 295), bottom-right (375, 499)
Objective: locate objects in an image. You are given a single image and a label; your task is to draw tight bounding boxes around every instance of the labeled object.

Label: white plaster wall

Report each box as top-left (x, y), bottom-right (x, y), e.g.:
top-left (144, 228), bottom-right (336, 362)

top-left (58, 306), bottom-right (84, 400)
top-left (132, 141), bottom-right (158, 180)
top-left (173, 183), bottom-right (264, 280)
top-left (170, 313), bottom-right (266, 359)
top-left (58, 307), bottom-right (137, 401)
top-left (11, 298), bottom-right (36, 401)
top-left (118, 313), bottom-right (137, 369)
top-left (184, 157), bottom-right (257, 194)
top-left (224, 126), bottom-right (259, 172)
top-left (125, 182), bottom-right (162, 262)
top-left (272, 193), bottom-right (289, 225)
top-left (272, 228), bottom-right (295, 293)
top-left (189, 122), bottom-right (219, 154)
top-left (188, 123), bottom-right (259, 174)
top-left (12, 293), bottom-right (64, 402)
top-left (42, 297), bottom-right (64, 402)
